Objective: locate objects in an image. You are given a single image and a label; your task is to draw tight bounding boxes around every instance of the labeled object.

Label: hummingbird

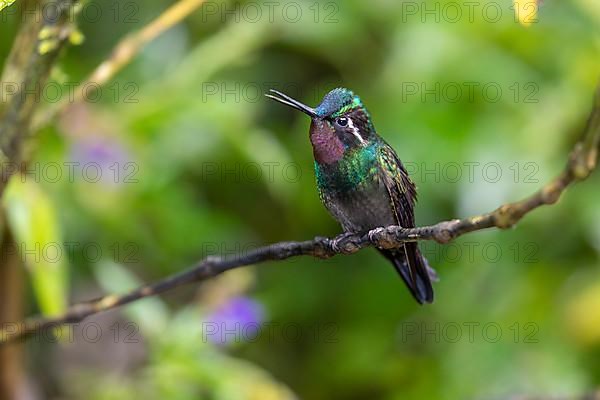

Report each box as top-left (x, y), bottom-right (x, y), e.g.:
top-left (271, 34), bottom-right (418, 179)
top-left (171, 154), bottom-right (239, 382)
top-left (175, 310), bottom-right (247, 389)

top-left (266, 87), bottom-right (436, 304)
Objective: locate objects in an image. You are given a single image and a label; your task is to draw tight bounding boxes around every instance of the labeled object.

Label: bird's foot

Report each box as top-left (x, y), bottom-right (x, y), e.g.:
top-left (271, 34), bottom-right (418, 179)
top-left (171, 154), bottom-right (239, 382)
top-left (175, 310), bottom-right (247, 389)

top-left (367, 227), bottom-right (386, 246)
top-left (330, 232), bottom-right (359, 254)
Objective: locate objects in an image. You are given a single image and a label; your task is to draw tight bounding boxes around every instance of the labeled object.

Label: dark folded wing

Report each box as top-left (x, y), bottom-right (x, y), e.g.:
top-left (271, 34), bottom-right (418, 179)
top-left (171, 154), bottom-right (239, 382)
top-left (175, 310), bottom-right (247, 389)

top-left (377, 141), bottom-right (433, 303)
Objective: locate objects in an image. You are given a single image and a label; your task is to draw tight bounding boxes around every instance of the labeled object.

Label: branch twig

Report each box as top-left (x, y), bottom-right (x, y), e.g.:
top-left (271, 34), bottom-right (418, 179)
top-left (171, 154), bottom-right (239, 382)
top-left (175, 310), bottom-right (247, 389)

top-left (1, 85), bottom-right (599, 345)
top-left (31, 0), bottom-right (207, 130)
top-left (0, 0), bottom-right (76, 195)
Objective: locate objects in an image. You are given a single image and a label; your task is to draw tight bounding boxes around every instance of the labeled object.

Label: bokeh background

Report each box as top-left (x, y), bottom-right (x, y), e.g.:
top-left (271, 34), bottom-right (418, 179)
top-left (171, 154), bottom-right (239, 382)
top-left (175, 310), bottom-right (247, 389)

top-left (1, 0), bottom-right (600, 399)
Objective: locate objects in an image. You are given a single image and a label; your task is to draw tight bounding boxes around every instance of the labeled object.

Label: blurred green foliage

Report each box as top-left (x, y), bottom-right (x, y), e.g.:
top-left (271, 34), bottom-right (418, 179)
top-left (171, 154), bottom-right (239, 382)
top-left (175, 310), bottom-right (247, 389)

top-left (4, 179), bottom-right (68, 317)
top-left (2, 0), bottom-right (600, 399)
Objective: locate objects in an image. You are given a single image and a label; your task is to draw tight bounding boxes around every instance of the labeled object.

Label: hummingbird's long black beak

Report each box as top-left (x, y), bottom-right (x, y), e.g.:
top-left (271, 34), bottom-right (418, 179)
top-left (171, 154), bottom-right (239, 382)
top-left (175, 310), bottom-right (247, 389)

top-left (265, 89), bottom-right (318, 118)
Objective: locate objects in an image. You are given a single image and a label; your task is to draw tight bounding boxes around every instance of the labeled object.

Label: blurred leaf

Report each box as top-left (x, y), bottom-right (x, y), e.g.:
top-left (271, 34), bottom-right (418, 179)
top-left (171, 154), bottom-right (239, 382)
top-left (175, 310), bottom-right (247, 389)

top-left (3, 178), bottom-right (68, 316)
top-left (0, 0), bottom-right (17, 13)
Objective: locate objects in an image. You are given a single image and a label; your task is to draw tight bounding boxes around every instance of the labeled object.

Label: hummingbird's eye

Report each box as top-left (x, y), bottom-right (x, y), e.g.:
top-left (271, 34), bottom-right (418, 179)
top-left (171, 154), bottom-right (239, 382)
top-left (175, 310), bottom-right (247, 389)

top-left (335, 117), bottom-right (349, 127)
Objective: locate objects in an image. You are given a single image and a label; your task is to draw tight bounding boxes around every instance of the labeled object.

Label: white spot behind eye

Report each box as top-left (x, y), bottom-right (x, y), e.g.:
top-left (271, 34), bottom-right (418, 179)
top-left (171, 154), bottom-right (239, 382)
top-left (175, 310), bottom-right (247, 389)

top-left (346, 118), bottom-right (366, 145)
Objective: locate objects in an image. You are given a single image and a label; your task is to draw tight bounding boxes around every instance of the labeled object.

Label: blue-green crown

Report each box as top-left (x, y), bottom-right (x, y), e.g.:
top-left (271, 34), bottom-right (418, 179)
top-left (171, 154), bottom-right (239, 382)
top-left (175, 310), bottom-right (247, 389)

top-left (315, 88), bottom-right (363, 118)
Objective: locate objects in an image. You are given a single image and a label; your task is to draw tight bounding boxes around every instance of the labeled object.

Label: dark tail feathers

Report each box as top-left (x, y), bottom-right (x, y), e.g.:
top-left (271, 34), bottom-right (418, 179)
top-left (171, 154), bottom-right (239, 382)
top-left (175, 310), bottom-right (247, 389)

top-left (378, 242), bottom-right (435, 304)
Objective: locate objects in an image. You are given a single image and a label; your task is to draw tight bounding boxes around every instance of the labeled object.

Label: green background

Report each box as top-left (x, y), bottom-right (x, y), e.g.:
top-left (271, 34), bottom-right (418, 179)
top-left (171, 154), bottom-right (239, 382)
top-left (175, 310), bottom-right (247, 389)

top-left (2, 0), bottom-right (600, 399)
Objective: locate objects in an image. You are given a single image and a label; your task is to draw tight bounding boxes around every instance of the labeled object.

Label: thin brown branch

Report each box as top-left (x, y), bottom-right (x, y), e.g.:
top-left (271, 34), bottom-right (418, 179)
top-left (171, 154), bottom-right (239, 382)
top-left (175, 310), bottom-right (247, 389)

top-left (32, 0), bottom-right (207, 130)
top-left (1, 85), bottom-right (599, 345)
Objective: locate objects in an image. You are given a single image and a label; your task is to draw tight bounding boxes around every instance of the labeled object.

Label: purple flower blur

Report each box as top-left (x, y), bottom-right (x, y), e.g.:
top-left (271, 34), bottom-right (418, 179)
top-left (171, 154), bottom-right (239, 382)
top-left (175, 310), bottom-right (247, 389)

top-left (203, 296), bottom-right (265, 345)
top-left (69, 137), bottom-right (131, 186)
